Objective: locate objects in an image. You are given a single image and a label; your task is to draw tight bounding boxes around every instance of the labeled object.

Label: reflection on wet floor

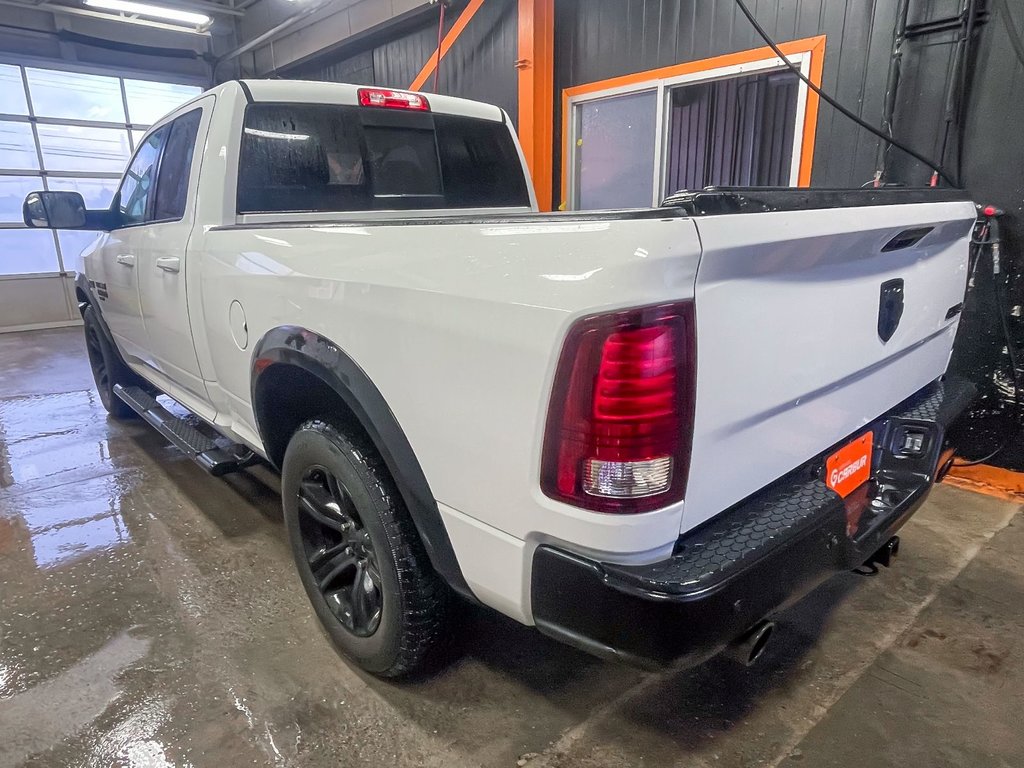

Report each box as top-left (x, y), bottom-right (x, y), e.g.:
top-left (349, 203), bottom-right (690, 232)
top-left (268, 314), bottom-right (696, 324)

top-left (21, 477), bottom-right (130, 571)
top-left (0, 390), bottom-right (136, 571)
top-left (2, 327), bottom-right (1023, 768)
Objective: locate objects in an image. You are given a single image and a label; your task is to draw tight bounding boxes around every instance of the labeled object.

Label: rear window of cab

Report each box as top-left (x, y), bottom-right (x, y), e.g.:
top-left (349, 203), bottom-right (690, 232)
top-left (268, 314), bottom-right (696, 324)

top-left (236, 103), bottom-right (531, 214)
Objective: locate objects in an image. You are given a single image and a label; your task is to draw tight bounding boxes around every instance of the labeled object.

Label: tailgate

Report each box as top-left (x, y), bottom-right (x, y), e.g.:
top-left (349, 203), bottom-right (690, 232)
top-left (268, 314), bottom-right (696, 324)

top-left (681, 196), bottom-right (976, 532)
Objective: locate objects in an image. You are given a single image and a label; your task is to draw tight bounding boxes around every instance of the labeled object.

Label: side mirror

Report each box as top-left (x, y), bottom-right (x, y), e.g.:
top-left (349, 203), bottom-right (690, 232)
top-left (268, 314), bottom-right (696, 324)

top-left (23, 191), bottom-right (88, 229)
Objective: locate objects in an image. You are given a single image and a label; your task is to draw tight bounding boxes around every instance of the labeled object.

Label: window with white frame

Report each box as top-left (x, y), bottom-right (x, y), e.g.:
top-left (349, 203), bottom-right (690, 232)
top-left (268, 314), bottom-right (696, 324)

top-left (0, 63), bottom-right (201, 277)
top-left (565, 52), bottom-right (814, 210)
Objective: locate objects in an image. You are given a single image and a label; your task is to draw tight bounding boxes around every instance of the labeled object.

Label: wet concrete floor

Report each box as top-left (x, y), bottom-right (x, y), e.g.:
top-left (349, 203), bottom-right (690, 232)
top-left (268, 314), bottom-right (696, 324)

top-left (1, 326), bottom-right (1022, 768)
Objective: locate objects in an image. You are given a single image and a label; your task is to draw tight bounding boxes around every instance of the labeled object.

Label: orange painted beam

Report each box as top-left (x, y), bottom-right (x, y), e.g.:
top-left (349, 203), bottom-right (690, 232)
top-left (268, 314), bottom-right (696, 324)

top-left (409, 0), bottom-right (486, 92)
top-left (560, 35), bottom-right (827, 208)
top-left (517, 0), bottom-right (554, 211)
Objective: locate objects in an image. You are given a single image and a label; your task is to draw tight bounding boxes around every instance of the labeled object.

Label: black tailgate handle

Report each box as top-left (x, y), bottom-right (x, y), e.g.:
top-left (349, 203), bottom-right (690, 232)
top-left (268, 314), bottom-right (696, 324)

top-left (882, 227), bottom-right (933, 252)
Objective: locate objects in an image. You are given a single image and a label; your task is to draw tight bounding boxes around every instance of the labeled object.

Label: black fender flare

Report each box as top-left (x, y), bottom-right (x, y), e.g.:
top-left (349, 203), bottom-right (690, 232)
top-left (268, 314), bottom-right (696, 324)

top-left (75, 272), bottom-right (120, 351)
top-left (250, 326), bottom-right (472, 600)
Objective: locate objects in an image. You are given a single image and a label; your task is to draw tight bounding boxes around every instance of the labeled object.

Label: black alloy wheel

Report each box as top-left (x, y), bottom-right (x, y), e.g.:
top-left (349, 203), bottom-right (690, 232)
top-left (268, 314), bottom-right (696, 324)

top-left (281, 419), bottom-right (448, 677)
top-left (296, 465), bottom-right (383, 637)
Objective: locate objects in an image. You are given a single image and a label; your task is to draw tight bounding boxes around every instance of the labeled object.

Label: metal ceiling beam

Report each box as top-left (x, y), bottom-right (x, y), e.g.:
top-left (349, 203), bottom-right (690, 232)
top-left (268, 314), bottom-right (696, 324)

top-left (214, 0), bottom-right (334, 63)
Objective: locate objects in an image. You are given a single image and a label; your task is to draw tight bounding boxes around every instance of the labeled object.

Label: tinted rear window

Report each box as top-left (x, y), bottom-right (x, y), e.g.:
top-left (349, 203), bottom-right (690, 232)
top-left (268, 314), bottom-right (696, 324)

top-left (237, 104), bottom-right (530, 214)
top-left (154, 108), bottom-right (201, 221)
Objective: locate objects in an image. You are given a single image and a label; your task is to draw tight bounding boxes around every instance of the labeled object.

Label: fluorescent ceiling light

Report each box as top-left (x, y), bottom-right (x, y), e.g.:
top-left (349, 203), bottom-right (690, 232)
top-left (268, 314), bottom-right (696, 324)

top-left (83, 0), bottom-right (210, 25)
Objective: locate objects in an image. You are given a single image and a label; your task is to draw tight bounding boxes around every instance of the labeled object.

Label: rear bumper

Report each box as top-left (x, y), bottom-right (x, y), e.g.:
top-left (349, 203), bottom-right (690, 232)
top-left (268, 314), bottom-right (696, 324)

top-left (530, 376), bottom-right (974, 668)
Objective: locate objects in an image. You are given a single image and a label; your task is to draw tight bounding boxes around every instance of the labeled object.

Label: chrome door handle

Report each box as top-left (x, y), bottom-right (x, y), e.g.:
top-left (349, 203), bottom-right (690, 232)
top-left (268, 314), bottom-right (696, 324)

top-left (155, 257), bottom-right (181, 273)
top-left (116, 254), bottom-right (136, 267)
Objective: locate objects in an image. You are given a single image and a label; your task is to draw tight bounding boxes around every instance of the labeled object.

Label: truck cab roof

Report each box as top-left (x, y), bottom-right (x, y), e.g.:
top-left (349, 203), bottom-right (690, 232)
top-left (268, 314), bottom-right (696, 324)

top-left (234, 79), bottom-right (506, 123)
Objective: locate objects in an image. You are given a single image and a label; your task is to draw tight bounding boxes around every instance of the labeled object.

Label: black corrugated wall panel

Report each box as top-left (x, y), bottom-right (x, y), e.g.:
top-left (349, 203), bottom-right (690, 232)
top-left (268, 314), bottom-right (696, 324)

top-left (316, 49), bottom-right (375, 85)
top-left (433, 0), bottom-right (518, 118)
top-left (301, 0), bottom-right (519, 123)
top-left (372, 23), bottom-right (439, 90)
top-left (890, 0), bottom-right (1024, 466)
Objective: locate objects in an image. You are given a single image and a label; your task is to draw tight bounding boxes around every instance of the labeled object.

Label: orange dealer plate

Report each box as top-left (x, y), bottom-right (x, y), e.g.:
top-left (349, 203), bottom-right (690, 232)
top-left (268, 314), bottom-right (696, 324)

top-left (825, 432), bottom-right (873, 498)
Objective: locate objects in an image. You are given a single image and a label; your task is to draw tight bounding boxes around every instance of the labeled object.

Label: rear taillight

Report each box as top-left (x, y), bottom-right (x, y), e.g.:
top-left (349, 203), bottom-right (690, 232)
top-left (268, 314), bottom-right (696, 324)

top-left (541, 302), bottom-right (696, 513)
top-left (357, 87), bottom-right (430, 111)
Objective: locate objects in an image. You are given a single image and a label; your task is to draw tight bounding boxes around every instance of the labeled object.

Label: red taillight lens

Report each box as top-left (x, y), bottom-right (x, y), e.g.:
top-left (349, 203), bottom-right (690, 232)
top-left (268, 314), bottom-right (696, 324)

top-left (357, 88), bottom-right (430, 111)
top-left (541, 302), bottom-right (696, 513)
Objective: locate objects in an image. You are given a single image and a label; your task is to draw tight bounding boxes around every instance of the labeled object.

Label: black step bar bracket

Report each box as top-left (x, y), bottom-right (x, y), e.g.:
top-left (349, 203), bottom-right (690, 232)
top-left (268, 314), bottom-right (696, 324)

top-left (113, 384), bottom-right (257, 476)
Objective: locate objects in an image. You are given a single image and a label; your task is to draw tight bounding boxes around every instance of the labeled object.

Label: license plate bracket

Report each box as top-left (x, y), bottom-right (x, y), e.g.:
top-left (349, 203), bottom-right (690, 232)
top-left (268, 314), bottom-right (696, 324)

top-left (825, 432), bottom-right (873, 498)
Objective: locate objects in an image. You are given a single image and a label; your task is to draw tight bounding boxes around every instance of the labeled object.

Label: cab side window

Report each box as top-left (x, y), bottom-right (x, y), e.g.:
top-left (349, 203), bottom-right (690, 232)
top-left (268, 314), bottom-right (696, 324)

top-left (117, 126), bottom-right (167, 226)
top-left (154, 109), bottom-right (202, 221)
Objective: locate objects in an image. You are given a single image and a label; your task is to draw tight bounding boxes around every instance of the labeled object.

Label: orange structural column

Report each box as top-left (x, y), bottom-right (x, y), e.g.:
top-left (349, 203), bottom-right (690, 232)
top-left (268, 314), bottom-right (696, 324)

top-left (517, 0), bottom-right (554, 210)
top-left (410, 0), bottom-right (487, 92)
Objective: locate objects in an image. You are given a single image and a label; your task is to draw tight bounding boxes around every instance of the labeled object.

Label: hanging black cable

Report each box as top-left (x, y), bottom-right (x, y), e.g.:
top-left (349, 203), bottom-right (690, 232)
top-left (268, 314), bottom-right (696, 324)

top-left (955, 0), bottom-right (979, 186)
top-left (432, 0), bottom-right (447, 93)
top-left (873, 0), bottom-right (911, 186)
top-left (938, 0), bottom-right (970, 186)
top-left (733, 0), bottom-right (959, 187)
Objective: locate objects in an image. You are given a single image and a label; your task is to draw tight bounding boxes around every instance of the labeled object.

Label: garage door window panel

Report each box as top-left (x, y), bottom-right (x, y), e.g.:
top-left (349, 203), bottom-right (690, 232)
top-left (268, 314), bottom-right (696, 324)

top-left (25, 68), bottom-right (126, 123)
top-left (123, 79), bottom-right (202, 126)
top-left (0, 121), bottom-right (40, 170)
top-left (0, 229), bottom-right (60, 275)
top-left (0, 64), bottom-right (28, 116)
top-left (36, 124), bottom-right (132, 174)
top-left (0, 176), bottom-right (43, 223)
top-left (46, 176), bottom-right (120, 210)
top-left (0, 63), bottom-right (202, 289)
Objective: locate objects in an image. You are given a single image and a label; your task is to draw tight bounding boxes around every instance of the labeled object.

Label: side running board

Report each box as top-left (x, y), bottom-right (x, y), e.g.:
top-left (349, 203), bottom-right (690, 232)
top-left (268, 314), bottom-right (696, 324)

top-left (113, 384), bottom-right (257, 476)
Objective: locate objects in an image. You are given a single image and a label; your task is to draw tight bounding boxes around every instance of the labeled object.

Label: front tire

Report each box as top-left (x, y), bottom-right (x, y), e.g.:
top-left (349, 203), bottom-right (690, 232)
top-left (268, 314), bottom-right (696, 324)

top-left (83, 305), bottom-right (137, 420)
top-left (281, 419), bottom-right (448, 677)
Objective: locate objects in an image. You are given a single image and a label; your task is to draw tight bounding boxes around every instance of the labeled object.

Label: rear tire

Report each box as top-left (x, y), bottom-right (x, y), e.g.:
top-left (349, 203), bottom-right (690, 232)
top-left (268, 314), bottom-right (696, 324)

top-left (281, 418), bottom-right (448, 677)
top-left (83, 305), bottom-right (138, 420)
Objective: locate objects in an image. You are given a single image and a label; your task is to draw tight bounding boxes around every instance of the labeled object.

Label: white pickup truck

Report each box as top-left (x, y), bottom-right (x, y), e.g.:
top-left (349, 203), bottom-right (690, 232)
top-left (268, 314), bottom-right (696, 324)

top-left (24, 80), bottom-right (977, 678)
